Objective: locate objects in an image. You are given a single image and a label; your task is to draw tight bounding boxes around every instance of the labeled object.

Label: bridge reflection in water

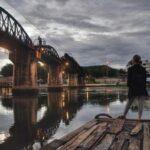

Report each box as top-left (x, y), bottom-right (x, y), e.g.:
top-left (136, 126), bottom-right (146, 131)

top-left (0, 87), bottom-right (129, 149)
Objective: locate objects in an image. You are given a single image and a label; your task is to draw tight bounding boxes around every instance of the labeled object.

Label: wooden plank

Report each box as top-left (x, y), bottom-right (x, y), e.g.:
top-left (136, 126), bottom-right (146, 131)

top-left (42, 119), bottom-right (150, 150)
top-left (124, 122), bottom-right (136, 133)
top-left (128, 137), bottom-right (141, 150)
top-left (61, 119), bottom-right (97, 142)
top-left (42, 119), bottom-right (97, 150)
top-left (93, 133), bottom-right (115, 150)
top-left (57, 123), bottom-right (99, 150)
top-left (108, 119), bottom-right (125, 134)
top-left (77, 122), bottom-right (108, 150)
top-left (121, 139), bottom-right (130, 150)
top-left (92, 119), bottom-right (125, 150)
top-left (42, 139), bottom-right (65, 150)
top-left (109, 131), bottom-right (129, 150)
top-left (143, 123), bottom-right (150, 150)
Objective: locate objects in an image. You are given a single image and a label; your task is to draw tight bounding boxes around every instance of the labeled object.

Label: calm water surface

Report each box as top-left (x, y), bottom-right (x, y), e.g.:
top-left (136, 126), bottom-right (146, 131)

top-left (0, 87), bottom-right (149, 150)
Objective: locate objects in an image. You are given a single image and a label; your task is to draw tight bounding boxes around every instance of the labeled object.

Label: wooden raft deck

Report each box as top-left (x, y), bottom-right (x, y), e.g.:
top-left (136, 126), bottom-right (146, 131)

top-left (42, 118), bottom-right (150, 150)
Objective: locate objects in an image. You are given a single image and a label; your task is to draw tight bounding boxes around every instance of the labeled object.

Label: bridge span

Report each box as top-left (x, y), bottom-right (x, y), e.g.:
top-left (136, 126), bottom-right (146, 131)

top-left (0, 7), bottom-right (85, 94)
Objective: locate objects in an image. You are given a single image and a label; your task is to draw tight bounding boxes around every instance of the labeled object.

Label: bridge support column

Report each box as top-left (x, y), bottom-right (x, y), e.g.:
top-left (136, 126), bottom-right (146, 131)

top-left (10, 48), bottom-right (38, 95)
top-left (47, 65), bottom-right (62, 91)
top-left (68, 74), bottom-right (78, 87)
top-left (78, 76), bottom-right (85, 86)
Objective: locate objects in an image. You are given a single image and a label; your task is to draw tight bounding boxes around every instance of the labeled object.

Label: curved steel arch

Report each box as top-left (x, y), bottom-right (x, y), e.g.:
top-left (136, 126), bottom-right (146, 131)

top-left (36, 45), bottom-right (60, 59)
top-left (0, 7), bottom-right (33, 47)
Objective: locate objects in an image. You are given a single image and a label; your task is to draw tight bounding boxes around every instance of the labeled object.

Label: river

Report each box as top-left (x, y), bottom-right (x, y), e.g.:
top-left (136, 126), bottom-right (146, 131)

top-left (0, 87), bottom-right (149, 150)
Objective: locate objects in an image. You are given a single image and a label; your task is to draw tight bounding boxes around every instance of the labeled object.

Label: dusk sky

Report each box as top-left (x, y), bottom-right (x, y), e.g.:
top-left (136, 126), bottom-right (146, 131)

top-left (0, 0), bottom-right (150, 69)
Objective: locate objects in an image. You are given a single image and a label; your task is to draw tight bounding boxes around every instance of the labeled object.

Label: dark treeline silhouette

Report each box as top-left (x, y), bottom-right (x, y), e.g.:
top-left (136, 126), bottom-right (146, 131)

top-left (83, 65), bottom-right (126, 78)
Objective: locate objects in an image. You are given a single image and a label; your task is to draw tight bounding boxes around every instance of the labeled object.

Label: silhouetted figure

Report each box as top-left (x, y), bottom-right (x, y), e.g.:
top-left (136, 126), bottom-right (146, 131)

top-left (120, 55), bottom-right (148, 134)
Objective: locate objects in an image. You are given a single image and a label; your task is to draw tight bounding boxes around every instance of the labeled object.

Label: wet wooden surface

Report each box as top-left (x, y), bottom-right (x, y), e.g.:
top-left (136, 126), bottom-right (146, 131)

top-left (42, 118), bottom-right (150, 150)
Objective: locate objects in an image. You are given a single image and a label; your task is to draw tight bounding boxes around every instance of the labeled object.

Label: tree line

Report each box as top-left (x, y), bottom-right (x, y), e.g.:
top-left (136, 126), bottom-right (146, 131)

top-left (83, 65), bottom-right (126, 78)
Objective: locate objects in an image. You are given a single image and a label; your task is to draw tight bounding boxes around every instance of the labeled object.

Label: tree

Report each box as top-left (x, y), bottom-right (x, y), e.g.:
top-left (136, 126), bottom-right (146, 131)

top-left (0, 64), bottom-right (13, 77)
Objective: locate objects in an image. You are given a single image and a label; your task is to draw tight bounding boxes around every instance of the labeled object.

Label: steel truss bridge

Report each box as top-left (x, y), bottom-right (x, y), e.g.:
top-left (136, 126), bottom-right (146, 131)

top-left (0, 6), bottom-right (85, 92)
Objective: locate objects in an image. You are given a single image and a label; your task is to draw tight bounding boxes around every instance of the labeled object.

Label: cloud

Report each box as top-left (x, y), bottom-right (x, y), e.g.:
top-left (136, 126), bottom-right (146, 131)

top-left (0, 0), bottom-right (150, 68)
top-left (54, 0), bottom-right (70, 5)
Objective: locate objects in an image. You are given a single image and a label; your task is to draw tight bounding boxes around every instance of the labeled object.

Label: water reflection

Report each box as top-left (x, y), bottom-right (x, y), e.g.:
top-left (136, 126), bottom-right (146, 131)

top-left (0, 96), bottom-right (37, 149)
top-left (0, 87), bottom-right (149, 150)
top-left (0, 88), bottom-right (12, 97)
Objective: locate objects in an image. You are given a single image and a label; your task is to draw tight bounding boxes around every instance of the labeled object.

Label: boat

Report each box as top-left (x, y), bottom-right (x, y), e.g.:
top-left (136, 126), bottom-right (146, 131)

top-left (42, 113), bottom-right (150, 150)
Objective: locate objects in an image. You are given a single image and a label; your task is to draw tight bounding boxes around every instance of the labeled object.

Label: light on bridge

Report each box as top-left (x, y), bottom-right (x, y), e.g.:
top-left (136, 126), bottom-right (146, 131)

top-left (36, 51), bottom-right (41, 59)
top-left (62, 101), bottom-right (65, 107)
top-left (38, 61), bottom-right (45, 67)
top-left (62, 93), bottom-right (65, 98)
top-left (65, 62), bottom-right (69, 67)
top-left (66, 112), bottom-right (69, 120)
top-left (41, 48), bottom-right (44, 51)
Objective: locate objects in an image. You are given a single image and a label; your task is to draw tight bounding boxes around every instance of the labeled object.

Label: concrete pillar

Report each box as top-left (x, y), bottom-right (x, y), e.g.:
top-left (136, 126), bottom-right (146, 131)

top-left (78, 76), bottom-right (85, 86)
top-left (68, 74), bottom-right (78, 86)
top-left (47, 65), bottom-right (61, 87)
top-left (30, 61), bottom-right (37, 87)
top-left (9, 48), bottom-right (38, 94)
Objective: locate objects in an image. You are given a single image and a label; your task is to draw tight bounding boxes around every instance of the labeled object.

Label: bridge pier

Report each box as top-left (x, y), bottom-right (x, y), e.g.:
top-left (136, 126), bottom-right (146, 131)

top-left (47, 65), bottom-right (62, 91)
top-left (67, 74), bottom-right (85, 87)
top-left (10, 48), bottom-right (38, 95)
top-left (78, 76), bottom-right (85, 86)
top-left (68, 74), bottom-right (78, 87)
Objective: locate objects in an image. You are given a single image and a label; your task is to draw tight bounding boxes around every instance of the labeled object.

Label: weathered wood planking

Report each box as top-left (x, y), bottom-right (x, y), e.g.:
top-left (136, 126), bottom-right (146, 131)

top-left (128, 137), bottom-right (141, 150)
top-left (108, 119), bottom-right (125, 134)
top-left (42, 119), bottom-right (97, 150)
top-left (41, 118), bottom-right (150, 150)
top-left (61, 119), bottom-right (97, 143)
top-left (77, 122), bottom-right (108, 150)
top-left (93, 133), bottom-right (115, 150)
top-left (143, 123), bottom-right (150, 150)
top-left (109, 131), bottom-right (129, 150)
top-left (57, 124), bottom-right (99, 150)
top-left (42, 139), bottom-right (65, 150)
top-left (92, 119), bottom-right (125, 150)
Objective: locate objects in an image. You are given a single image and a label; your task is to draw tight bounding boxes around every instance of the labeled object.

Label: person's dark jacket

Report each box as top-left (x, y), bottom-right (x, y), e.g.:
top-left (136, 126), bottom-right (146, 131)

top-left (127, 64), bottom-right (148, 99)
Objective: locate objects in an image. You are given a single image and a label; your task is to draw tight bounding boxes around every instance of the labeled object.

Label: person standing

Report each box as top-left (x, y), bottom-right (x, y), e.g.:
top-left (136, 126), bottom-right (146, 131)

top-left (121, 55), bottom-right (148, 134)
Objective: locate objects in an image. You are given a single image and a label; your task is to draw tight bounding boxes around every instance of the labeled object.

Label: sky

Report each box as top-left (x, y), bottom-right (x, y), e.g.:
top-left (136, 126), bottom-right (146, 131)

top-left (0, 0), bottom-right (150, 69)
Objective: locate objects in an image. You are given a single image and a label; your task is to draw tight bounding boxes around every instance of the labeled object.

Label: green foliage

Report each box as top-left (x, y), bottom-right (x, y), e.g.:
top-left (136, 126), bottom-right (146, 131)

top-left (0, 64), bottom-right (13, 77)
